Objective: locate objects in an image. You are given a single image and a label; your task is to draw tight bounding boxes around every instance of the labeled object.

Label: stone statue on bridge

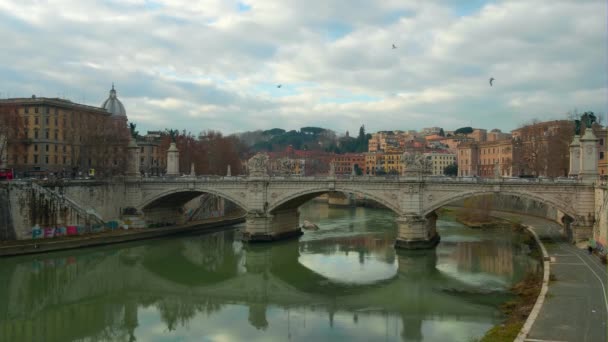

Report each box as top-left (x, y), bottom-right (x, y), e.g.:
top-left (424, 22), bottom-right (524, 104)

top-left (277, 157), bottom-right (294, 176)
top-left (402, 152), bottom-right (431, 175)
top-left (247, 153), bottom-right (269, 177)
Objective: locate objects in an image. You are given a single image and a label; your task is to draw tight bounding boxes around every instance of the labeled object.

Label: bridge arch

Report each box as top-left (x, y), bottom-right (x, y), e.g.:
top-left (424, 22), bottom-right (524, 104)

top-left (268, 187), bottom-right (401, 215)
top-left (422, 189), bottom-right (577, 219)
top-left (137, 187), bottom-right (248, 213)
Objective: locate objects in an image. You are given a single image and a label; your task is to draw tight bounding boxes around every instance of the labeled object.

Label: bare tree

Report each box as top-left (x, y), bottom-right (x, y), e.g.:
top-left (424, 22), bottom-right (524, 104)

top-left (512, 120), bottom-right (573, 177)
top-left (0, 103), bottom-right (26, 169)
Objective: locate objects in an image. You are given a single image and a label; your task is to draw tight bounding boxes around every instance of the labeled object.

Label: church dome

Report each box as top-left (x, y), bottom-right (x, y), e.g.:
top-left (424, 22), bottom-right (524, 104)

top-left (101, 84), bottom-right (126, 117)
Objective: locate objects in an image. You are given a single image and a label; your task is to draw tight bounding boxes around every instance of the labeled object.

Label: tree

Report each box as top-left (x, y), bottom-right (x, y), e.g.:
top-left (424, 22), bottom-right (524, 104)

top-left (356, 125), bottom-right (367, 152)
top-left (301, 127), bottom-right (326, 135)
top-left (512, 119), bottom-right (573, 177)
top-left (444, 163), bottom-right (458, 176)
top-left (439, 128), bottom-right (445, 137)
top-left (454, 127), bottom-right (473, 135)
top-left (0, 103), bottom-right (26, 169)
top-left (159, 129), bottom-right (244, 176)
top-left (262, 128), bottom-right (286, 137)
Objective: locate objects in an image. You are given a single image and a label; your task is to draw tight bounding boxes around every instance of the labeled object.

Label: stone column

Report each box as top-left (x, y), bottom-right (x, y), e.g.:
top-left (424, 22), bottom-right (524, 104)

top-left (243, 208), bottom-right (303, 242)
top-left (395, 212), bottom-right (440, 249)
top-left (568, 135), bottom-right (580, 177)
top-left (166, 142), bottom-right (180, 176)
top-left (578, 129), bottom-right (598, 183)
top-left (227, 164), bottom-right (231, 176)
top-left (126, 138), bottom-right (140, 178)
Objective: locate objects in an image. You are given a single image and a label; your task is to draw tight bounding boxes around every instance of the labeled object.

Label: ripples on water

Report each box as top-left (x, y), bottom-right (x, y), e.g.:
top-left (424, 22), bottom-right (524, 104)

top-left (0, 202), bottom-right (538, 342)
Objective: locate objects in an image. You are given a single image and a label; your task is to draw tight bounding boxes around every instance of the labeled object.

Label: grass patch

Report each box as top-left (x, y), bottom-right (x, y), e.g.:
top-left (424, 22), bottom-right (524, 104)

top-left (477, 270), bottom-right (543, 341)
top-left (479, 322), bottom-right (524, 342)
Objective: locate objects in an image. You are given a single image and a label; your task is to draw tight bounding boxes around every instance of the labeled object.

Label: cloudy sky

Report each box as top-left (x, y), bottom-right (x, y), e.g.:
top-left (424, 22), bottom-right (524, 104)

top-left (0, 0), bottom-right (606, 135)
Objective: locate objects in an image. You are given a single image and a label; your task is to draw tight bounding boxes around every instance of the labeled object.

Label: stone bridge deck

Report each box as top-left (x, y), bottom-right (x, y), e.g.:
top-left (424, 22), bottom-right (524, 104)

top-left (5, 175), bottom-right (598, 248)
top-left (122, 175), bottom-right (596, 248)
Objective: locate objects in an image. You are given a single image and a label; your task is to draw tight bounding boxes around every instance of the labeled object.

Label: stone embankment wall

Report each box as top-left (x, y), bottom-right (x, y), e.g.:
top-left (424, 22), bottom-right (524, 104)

top-left (593, 186), bottom-right (608, 250)
top-left (447, 194), bottom-right (559, 224)
top-left (1, 181), bottom-right (125, 240)
top-left (0, 184), bottom-right (16, 240)
top-left (1, 180), bottom-right (245, 240)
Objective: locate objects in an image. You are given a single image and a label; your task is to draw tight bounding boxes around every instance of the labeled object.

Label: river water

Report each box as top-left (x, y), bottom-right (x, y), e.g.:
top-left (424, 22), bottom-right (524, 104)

top-left (0, 202), bottom-right (539, 342)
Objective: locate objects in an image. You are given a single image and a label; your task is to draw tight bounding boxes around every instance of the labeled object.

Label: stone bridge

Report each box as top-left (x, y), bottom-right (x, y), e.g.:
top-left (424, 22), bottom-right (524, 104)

top-left (5, 131), bottom-right (600, 247)
top-left (124, 175), bottom-right (596, 248)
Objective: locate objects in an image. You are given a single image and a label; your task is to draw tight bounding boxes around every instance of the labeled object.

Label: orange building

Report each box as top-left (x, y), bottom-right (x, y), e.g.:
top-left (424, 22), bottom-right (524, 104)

top-left (332, 153), bottom-right (365, 175)
top-left (466, 128), bottom-right (487, 142)
top-left (457, 142), bottom-right (479, 176)
top-left (478, 139), bottom-right (513, 177)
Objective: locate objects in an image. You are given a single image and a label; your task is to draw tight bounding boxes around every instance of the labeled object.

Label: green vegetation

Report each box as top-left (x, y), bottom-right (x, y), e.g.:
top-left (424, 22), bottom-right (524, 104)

top-left (478, 322), bottom-right (524, 342)
top-left (444, 163), bottom-right (458, 176)
top-left (454, 126), bottom-right (473, 135)
top-left (244, 124), bottom-right (371, 154)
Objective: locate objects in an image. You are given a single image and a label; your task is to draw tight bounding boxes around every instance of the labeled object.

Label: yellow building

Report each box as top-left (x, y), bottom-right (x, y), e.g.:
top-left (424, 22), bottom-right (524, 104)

top-left (0, 86), bottom-right (129, 177)
top-left (365, 152), bottom-right (382, 175)
top-left (423, 152), bottom-right (456, 176)
top-left (384, 152), bottom-right (402, 174)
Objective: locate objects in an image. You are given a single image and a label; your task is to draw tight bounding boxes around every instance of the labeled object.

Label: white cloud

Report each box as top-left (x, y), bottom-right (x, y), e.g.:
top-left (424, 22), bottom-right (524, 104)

top-left (0, 0), bottom-right (605, 134)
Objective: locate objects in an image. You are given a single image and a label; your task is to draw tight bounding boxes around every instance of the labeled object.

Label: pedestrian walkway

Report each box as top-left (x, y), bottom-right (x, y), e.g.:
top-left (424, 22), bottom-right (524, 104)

top-left (492, 212), bottom-right (607, 342)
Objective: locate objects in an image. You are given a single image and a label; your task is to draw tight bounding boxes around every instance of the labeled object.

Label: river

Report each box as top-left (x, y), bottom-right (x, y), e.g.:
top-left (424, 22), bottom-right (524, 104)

top-left (0, 202), bottom-right (539, 342)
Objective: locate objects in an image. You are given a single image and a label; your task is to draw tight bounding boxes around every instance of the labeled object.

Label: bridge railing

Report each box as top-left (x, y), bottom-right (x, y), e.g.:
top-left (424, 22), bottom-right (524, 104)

top-left (120, 174), bottom-right (588, 185)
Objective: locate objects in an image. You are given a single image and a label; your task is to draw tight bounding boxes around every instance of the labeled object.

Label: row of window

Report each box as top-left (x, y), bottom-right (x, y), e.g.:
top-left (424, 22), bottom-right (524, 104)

top-left (16, 155), bottom-right (68, 165)
top-left (23, 128), bottom-right (60, 140)
top-left (23, 106), bottom-right (59, 115)
top-left (32, 144), bottom-right (68, 152)
top-left (23, 115), bottom-right (66, 127)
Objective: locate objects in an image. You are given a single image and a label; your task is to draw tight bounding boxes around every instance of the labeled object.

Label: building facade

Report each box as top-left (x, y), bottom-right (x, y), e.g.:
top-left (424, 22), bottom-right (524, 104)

top-left (137, 131), bottom-right (165, 176)
top-left (423, 152), bottom-right (456, 176)
top-left (332, 153), bottom-right (365, 175)
top-left (457, 142), bottom-right (479, 176)
top-left (0, 86), bottom-right (130, 177)
top-left (0, 133), bottom-right (6, 169)
top-left (477, 139), bottom-right (513, 177)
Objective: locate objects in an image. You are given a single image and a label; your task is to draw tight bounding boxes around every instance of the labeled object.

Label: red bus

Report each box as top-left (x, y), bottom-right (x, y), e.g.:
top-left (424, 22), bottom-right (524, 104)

top-left (0, 169), bottom-right (14, 180)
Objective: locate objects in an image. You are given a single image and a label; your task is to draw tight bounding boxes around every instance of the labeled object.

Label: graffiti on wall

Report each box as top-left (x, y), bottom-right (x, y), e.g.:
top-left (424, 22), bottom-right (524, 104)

top-left (31, 220), bottom-right (125, 239)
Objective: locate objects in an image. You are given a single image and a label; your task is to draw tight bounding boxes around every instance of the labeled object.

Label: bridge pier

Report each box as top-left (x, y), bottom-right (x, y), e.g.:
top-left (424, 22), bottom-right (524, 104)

top-left (243, 208), bottom-right (303, 242)
top-left (327, 191), bottom-right (354, 207)
top-left (395, 212), bottom-right (440, 249)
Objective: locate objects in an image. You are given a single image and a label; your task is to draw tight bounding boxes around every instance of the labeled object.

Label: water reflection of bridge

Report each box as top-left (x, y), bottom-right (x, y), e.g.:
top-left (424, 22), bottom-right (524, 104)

top-left (0, 230), bottom-right (514, 341)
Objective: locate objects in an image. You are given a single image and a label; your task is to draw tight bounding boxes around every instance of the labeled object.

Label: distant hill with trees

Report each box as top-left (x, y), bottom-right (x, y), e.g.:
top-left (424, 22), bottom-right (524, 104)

top-left (234, 125), bottom-right (370, 154)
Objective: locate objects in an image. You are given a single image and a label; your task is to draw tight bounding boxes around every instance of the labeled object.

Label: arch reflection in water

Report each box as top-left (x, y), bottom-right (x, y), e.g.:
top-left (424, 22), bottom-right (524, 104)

top-left (0, 203), bottom-right (536, 341)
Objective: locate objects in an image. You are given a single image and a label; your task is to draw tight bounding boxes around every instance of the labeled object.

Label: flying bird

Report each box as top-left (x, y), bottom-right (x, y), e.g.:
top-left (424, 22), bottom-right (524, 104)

top-left (489, 77), bottom-right (495, 86)
top-left (392, 44), bottom-right (397, 49)
top-left (277, 84), bottom-right (282, 88)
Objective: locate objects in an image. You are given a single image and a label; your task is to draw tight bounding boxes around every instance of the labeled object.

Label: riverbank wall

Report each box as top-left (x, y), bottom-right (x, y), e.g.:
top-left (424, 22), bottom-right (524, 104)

top-left (0, 215), bottom-right (245, 257)
top-left (592, 185), bottom-right (608, 252)
top-left (448, 194), bottom-right (559, 221)
top-left (1, 181), bottom-right (125, 241)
